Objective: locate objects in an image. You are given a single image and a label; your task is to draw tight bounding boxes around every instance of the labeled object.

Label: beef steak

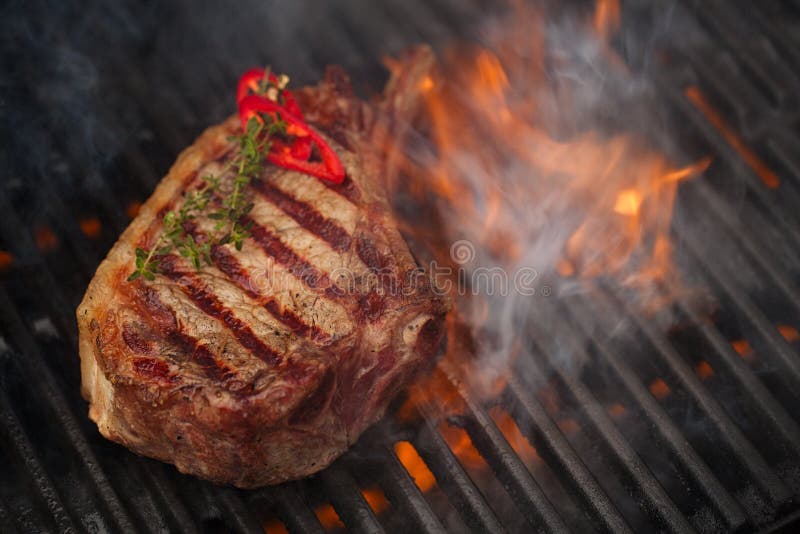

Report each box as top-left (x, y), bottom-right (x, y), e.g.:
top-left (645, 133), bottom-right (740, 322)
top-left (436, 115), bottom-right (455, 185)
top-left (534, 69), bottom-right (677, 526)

top-left (77, 48), bottom-right (446, 487)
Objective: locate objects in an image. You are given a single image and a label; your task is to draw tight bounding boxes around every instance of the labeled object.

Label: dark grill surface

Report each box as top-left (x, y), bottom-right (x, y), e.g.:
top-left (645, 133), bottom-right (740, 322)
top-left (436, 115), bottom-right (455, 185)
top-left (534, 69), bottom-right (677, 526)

top-left (3, 0), bottom-right (800, 532)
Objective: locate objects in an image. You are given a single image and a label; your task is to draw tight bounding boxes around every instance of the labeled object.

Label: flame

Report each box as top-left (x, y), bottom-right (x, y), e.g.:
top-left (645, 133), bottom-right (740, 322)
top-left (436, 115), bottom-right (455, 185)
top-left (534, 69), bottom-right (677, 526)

top-left (593, 0), bottom-right (621, 40)
top-left (382, 0), bottom-right (722, 479)
top-left (394, 441), bottom-right (437, 493)
top-left (439, 422), bottom-right (486, 470)
top-left (387, 2), bottom-right (711, 314)
top-left (613, 189), bottom-right (643, 216)
top-left (437, 410), bottom-right (541, 474)
top-left (489, 407), bottom-right (541, 464)
top-left (396, 363), bottom-right (467, 424)
top-left (685, 86), bottom-right (779, 189)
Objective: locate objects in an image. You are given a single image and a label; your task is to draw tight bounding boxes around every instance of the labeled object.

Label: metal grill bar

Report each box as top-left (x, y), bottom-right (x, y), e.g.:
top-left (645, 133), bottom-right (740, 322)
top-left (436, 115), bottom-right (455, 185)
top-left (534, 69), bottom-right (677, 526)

top-left (0, 193), bottom-right (199, 532)
top-left (0, 285), bottom-right (137, 532)
top-left (258, 484), bottom-right (326, 534)
top-left (658, 76), bottom-right (800, 245)
top-left (2, 0), bottom-right (800, 532)
top-left (503, 376), bottom-right (650, 534)
top-left (379, 446), bottom-right (448, 533)
top-left (213, 488), bottom-right (265, 534)
top-left (681, 178), bottom-right (800, 305)
top-left (598, 287), bottom-right (792, 507)
top-left (413, 420), bottom-right (506, 533)
top-left (0, 387), bottom-right (76, 533)
top-left (319, 464), bottom-right (385, 533)
top-left (674, 292), bottom-right (800, 464)
top-left (561, 290), bottom-right (764, 526)
top-left (683, 0), bottom-right (800, 111)
top-left (439, 362), bottom-right (571, 533)
top-left (514, 333), bottom-right (696, 533)
top-left (677, 225), bottom-right (800, 385)
top-left (139, 465), bottom-right (202, 534)
top-left (0, 500), bottom-right (19, 534)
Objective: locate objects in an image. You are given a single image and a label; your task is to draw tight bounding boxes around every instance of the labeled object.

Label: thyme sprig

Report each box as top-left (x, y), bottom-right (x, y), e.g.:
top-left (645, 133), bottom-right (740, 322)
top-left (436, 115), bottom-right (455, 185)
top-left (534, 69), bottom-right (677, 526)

top-left (128, 115), bottom-right (282, 282)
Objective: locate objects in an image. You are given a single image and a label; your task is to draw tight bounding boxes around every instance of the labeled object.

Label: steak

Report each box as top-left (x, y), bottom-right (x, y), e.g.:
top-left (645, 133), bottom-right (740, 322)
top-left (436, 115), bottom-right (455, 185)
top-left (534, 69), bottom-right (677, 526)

top-left (76, 47), bottom-right (446, 488)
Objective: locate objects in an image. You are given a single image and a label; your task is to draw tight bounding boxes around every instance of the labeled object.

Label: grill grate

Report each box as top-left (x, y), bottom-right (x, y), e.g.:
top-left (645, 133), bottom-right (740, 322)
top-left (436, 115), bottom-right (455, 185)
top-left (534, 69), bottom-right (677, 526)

top-left (2, 0), bottom-right (800, 532)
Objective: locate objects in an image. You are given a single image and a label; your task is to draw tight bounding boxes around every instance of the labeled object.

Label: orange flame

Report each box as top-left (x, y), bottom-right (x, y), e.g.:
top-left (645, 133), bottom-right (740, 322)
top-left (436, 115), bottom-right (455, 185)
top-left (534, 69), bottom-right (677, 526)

top-left (489, 407), bottom-right (541, 464)
top-left (593, 0), bottom-right (621, 40)
top-left (387, 2), bottom-right (710, 313)
top-left (439, 422), bottom-right (486, 470)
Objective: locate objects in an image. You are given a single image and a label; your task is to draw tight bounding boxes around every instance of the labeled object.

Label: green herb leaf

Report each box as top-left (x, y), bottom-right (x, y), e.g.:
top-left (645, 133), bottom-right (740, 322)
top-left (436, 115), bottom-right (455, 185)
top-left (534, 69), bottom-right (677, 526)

top-left (129, 71), bottom-right (290, 283)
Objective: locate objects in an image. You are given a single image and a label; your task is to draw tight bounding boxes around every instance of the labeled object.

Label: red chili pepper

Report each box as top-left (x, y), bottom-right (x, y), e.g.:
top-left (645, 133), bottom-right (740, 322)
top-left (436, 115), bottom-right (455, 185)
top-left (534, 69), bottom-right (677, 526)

top-left (238, 95), bottom-right (345, 184)
top-left (237, 68), bottom-right (303, 118)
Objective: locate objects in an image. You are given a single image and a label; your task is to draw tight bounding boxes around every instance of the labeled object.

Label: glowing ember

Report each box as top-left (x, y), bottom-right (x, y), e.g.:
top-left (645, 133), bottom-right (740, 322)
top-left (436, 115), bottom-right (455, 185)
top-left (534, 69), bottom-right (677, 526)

top-left (34, 225), bottom-right (58, 252)
top-left (263, 518), bottom-right (289, 534)
top-left (695, 361), bottom-right (714, 380)
top-left (0, 251), bottom-right (13, 271)
top-left (777, 325), bottom-right (799, 343)
top-left (79, 217), bottom-right (102, 238)
top-left (126, 201), bottom-right (142, 219)
top-left (394, 441), bottom-right (437, 493)
top-left (557, 418), bottom-right (581, 435)
top-left (731, 339), bottom-right (754, 360)
top-left (313, 504), bottom-right (343, 531)
top-left (361, 487), bottom-right (390, 514)
top-left (608, 402), bottom-right (626, 419)
top-left (649, 378), bottom-right (671, 400)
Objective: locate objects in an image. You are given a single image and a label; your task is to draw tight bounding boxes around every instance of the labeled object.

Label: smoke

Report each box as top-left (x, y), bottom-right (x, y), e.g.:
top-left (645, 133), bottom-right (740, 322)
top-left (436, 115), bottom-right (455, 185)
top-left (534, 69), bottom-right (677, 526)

top-left (384, 1), bottom-right (720, 392)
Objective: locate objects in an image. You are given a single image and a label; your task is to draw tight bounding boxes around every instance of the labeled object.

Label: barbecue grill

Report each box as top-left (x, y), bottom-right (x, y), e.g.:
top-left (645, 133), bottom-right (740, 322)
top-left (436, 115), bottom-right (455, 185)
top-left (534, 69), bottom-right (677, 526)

top-left (3, 0), bottom-right (800, 532)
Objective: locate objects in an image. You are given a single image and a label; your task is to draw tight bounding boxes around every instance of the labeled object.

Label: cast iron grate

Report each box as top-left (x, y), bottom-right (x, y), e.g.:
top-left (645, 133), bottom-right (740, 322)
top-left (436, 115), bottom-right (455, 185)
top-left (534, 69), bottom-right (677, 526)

top-left (2, 0), bottom-right (800, 532)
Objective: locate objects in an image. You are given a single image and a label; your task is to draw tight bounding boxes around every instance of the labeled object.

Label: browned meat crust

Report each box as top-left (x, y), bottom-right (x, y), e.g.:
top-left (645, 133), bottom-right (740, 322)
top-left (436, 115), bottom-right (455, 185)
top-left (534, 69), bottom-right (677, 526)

top-left (77, 47), bottom-right (445, 487)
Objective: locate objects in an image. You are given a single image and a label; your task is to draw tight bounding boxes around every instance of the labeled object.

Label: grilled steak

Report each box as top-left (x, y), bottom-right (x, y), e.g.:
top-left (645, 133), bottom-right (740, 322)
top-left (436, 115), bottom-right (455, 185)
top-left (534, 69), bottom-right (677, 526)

top-left (77, 48), bottom-right (446, 487)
